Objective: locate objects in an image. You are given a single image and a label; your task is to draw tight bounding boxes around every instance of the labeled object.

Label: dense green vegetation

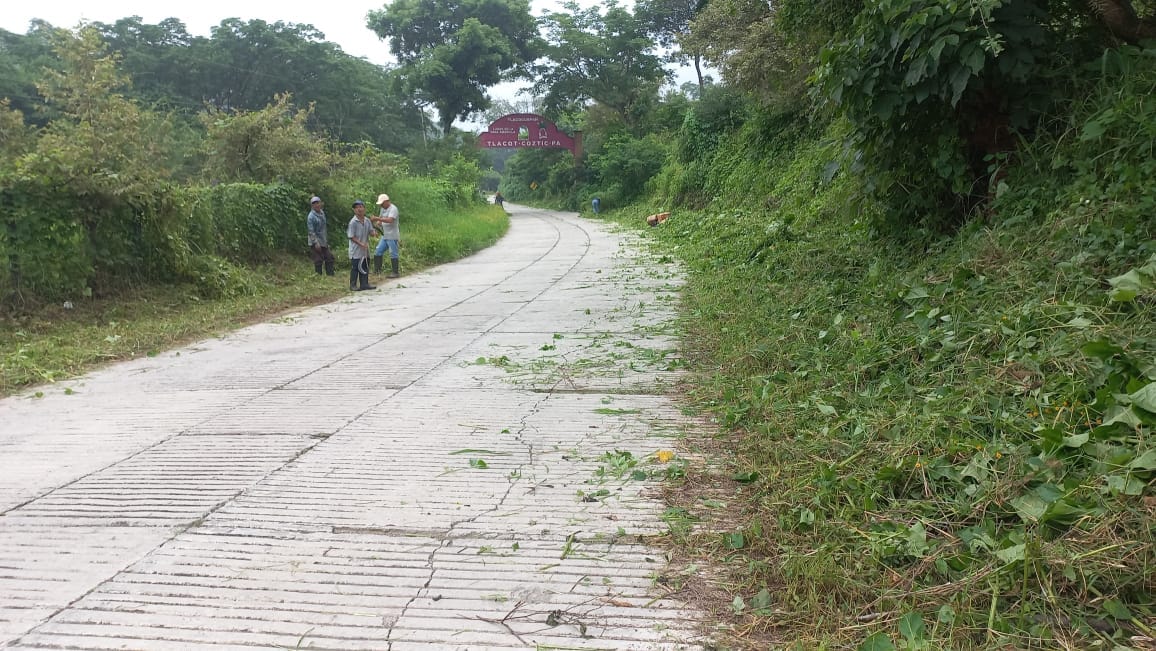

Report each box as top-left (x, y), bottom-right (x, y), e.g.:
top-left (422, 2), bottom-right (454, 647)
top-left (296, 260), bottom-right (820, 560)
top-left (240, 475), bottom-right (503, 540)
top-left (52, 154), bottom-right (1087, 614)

top-left (489, 0), bottom-right (1156, 647)
top-left (577, 39), bottom-right (1154, 651)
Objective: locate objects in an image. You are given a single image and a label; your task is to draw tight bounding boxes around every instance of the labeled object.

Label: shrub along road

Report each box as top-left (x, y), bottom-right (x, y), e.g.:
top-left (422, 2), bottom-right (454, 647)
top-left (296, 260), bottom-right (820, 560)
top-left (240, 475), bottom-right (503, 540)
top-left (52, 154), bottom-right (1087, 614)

top-left (0, 205), bottom-right (704, 650)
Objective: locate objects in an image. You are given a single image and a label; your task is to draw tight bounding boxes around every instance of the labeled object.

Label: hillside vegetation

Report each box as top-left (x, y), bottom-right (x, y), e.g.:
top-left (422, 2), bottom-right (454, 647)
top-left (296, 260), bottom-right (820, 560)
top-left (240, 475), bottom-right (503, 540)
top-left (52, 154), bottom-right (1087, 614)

top-left (608, 45), bottom-right (1156, 650)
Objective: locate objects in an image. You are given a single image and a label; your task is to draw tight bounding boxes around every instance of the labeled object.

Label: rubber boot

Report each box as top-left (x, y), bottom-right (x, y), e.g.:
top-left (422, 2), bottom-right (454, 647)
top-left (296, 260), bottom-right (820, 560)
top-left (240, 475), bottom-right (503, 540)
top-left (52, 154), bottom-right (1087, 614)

top-left (388, 257), bottom-right (400, 278)
top-left (324, 259), bottom-right (335, 276)
top-left (373, 255), bottom-right (383, 274)
top-left (314, 261), bottom-right (323, 275)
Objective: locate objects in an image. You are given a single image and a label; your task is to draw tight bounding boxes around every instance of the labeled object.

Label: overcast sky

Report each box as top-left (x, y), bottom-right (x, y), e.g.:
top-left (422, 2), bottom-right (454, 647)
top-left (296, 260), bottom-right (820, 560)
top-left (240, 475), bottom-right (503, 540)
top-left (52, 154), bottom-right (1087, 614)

top-left (2, 0), bottom-right (405, 65)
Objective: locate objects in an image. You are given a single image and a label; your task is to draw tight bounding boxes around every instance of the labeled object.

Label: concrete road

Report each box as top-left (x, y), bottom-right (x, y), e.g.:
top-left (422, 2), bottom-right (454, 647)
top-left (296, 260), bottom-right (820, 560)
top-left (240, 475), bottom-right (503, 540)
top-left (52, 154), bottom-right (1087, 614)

top-left (0, 206), bottom-right (704, 650)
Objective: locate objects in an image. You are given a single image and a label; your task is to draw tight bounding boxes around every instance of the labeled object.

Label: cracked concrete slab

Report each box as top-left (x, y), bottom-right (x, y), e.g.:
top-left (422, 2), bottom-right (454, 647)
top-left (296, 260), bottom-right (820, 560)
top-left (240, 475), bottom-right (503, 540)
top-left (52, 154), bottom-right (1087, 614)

top-left (0, 206), bottom-right (705, 650)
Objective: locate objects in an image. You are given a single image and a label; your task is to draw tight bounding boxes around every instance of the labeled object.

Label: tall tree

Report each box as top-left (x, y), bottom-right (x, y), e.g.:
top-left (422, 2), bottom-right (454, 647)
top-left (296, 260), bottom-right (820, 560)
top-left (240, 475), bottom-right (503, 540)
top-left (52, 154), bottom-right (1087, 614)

top-left (90, 17), bottom-right (421, 152)
top-left (634, 0), bottom-right (707, 90)
top-left (199, 93), bottom-right (333, 187)
top-left (0, 22), bottom-right (58, 124)
top-left (367, 0), bottom-right (540, 134)
top-left (534, 1), bottom-right (668, 124)
top-left (680, 0), bottom-right (801, 100)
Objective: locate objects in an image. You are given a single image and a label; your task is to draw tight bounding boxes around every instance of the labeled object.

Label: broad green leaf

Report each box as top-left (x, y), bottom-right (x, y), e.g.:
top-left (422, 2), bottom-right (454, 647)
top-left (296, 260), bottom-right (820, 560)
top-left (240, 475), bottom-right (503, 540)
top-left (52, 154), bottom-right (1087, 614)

top-left (1102, 598), bottom-right (1133, 620)
top-left (1033, 483), bottom-right (1064, 504)
top-left (904, 286), bottom-right (930, 301)
top-left (858, 632), bottom-right (897, 651)
top-left (1065, 316), bottom-right (1092, 328)
top-left (731, 595), bottom-right (746, 613)
top-left (797, 507), bottom-right (816, 525)
top-left (1081, 339), bottom-right (1124, 359)
top-left (1128, 383), bottom-right (1156, 412)
top-left (1102, 405), bottom-right (1142, 428)
top-left (1127, 450), bottom-right (1156, 471)
top-left (1107, 269), bottom-right (1144, 302)
top-left (995, 543), bottom-right (1025, 563)
top-left (1105, 473), bottom-right (1145, 496)
top-left (817, 403), bottom-right (838, 416)
top-left (1062, 432), bottom-right (1089, 448)
top-left (724, 531), bottom-right (745, 549)
top-left (1011, 494), bottom-right (1048, 522)
top-left (1080, 119), bottom-right (1107, 141)
top-left (898, 611), bottom-right (926, 641)
top-left (907, 522), bottom-right (929, 556)
top-left (937, 604), bottom-right (956, 625)
top-left (750, 588), bottom-right (772, 610)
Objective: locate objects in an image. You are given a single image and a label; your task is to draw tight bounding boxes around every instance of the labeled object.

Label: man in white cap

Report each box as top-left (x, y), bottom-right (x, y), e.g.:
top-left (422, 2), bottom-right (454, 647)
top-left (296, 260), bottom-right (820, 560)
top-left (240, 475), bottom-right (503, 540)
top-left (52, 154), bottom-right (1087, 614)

top-left (372, 193), bottom-right (401, 278)
top-left (305, 196), bottom-right (335, 276)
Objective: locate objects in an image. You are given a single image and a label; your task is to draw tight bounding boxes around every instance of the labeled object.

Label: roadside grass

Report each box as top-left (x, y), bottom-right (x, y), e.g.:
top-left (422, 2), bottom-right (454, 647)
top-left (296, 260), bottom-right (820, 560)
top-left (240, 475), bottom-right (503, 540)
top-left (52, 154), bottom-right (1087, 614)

top-left (0, 204), bottom-right (508, 397)
top-left (598, 92), bottom-right (1156, 648)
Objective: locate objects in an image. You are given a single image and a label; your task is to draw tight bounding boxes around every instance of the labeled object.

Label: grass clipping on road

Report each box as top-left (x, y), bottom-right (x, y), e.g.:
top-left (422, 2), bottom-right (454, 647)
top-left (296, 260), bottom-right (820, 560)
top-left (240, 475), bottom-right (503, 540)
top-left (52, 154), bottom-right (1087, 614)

top-left (0, 204), bottom-right (508, 397)
top-left (606, 119), bottom-right (1156, 649)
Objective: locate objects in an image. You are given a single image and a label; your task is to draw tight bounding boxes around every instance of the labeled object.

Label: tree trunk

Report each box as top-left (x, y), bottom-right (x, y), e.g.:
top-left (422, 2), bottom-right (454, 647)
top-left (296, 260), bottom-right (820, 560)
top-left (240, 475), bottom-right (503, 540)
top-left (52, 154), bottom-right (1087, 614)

top-left (1091, 0), bottom-right (1156, 42)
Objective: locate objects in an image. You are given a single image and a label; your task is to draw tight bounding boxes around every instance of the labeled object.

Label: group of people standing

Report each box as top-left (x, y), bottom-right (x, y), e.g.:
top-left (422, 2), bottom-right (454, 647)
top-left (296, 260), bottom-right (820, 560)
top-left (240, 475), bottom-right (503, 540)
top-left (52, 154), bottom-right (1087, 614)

top-left (306, 194), bottom-right (401, 291)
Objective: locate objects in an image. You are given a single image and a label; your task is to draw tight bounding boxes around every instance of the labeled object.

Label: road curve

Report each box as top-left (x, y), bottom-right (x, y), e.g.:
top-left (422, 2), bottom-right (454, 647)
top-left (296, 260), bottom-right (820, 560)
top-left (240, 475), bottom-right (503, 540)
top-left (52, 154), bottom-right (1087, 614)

top-left (0, 206), bottom-right (704, 650)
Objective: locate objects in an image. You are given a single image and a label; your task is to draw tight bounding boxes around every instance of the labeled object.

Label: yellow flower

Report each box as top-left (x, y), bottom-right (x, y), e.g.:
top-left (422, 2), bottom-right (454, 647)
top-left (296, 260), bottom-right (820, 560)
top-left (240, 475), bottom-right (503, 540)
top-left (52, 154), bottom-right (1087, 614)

top-left (655, 450), bottom-right (676, 463)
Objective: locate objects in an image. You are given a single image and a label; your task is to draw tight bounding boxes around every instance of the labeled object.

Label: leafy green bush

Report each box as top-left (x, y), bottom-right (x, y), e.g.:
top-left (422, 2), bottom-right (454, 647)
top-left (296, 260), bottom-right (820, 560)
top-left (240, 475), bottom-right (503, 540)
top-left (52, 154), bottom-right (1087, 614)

top-left (199, 94), bottom-right (334, 189)
top-left (628, 55), bottom-right (1156, 646)
top-left (0, 181), bottom-right (89, 302)
top-left (589, 132), bottom-right (670, 205)
top-left (180, 254), bottom-right (256, 299)
top-left (676, 85), bottom-right (749, 164)
top-left (813, 0), bottom-right (1098, 236)
top-left (183, 183), bottom-right (302, 262)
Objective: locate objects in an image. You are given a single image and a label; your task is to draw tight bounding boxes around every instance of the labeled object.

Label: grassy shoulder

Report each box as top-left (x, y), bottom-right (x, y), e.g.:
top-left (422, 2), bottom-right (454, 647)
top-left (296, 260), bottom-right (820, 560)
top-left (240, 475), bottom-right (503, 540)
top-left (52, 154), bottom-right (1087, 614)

top-left (0, 204), bottom-right (508, 397)
top-left (603, 101), bottom-right (1155, 648)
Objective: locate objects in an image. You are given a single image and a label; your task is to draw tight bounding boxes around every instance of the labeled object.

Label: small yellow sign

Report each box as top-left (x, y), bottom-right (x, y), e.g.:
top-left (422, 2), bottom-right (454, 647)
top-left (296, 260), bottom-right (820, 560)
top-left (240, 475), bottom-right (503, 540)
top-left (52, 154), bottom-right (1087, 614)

top-left (530, 181), bottom-right (539, 190)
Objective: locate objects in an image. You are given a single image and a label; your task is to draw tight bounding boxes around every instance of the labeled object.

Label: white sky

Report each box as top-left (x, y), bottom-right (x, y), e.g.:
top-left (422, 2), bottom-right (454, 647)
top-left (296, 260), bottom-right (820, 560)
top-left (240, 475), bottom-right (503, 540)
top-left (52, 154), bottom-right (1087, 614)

top-left (1, 0), bottom-right (402, 65)
top-left (0, 0), bottom-right (703, 124)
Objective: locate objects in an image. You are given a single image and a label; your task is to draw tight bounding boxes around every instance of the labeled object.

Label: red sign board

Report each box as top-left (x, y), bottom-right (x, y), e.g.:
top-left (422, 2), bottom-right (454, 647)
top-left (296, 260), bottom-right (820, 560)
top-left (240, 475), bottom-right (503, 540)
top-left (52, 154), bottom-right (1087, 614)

top-left (479, 113), bottom-right (576, 155)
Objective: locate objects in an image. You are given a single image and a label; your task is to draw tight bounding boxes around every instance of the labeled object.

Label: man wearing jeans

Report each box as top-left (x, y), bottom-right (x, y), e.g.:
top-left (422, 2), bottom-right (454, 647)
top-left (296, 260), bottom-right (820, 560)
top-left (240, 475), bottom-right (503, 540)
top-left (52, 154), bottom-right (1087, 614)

top-left (346, 200), bottom-right (376, 291)
top-left (306, 196), bottom-right (335, 275)
top-left (373, 193), bottom-right (401, 278)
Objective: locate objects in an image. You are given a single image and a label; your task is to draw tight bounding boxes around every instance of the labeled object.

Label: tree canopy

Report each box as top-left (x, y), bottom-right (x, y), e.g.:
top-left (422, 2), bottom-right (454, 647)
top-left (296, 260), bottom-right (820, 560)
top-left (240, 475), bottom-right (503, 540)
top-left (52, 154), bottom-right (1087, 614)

top-left (87, 16), bottom-right (422, 152)
top-left (533, 1), bottom-right (669, 124)
top-left (367, 0), bottom-right (540, 134)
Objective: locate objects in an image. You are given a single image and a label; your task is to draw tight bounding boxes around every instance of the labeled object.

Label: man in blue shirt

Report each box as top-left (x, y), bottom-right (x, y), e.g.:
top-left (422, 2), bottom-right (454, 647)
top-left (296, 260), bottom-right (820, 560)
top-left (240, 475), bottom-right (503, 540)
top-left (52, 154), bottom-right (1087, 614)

top-left (306, 196), bottom-right (335, 276)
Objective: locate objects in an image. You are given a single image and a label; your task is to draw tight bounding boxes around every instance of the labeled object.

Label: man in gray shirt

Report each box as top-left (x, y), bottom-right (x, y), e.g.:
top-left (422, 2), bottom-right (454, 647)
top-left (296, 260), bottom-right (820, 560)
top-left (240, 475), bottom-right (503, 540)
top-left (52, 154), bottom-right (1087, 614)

top-left (306, 196), bottom-right (335, 276)
top-left (347, 200), bottom-right (377, 291)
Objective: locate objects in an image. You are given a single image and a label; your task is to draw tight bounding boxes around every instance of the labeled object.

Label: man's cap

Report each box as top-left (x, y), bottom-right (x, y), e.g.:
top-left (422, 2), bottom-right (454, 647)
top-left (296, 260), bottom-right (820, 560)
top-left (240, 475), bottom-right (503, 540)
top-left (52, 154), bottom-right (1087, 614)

top-left (376, 193), bottom-right (390, 205)
top-left (352, 200), bottom-right (365, 207)
top-left (310, 196), bottom-right (321, 204)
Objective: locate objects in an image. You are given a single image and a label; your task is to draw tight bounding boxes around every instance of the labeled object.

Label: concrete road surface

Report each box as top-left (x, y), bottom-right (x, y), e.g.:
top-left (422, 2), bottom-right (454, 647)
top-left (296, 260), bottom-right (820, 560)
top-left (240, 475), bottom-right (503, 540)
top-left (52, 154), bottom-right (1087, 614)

top-left (0, 206), bottom-right (706, 650)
